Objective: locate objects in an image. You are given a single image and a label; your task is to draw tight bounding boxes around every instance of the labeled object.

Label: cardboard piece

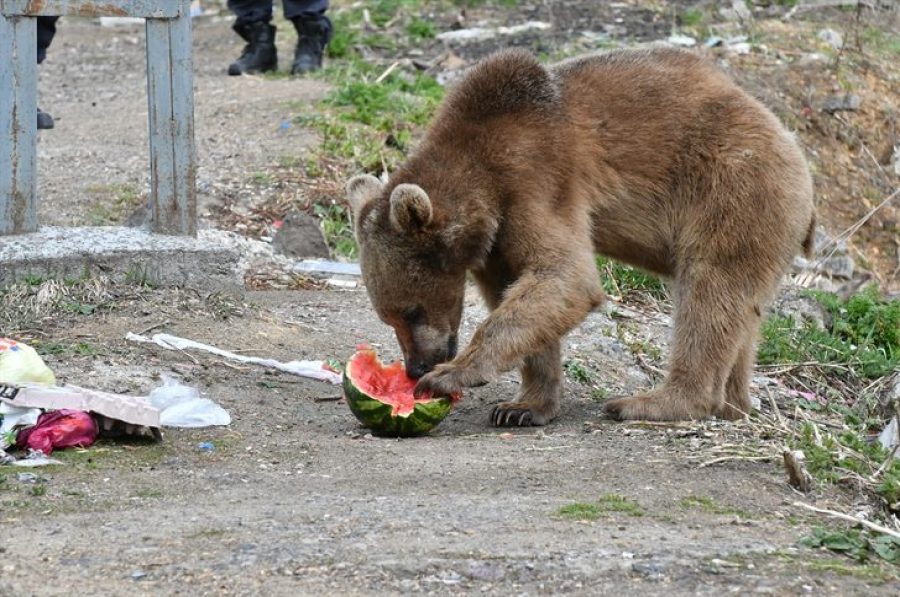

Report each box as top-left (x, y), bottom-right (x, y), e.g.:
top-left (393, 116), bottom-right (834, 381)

top-left (0, 383), bottom-right (161, 428)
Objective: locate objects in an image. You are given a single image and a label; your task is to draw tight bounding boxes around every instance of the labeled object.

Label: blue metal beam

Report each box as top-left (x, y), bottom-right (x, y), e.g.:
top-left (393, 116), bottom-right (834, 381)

top-left (0, 0), bottom-right (181, 18)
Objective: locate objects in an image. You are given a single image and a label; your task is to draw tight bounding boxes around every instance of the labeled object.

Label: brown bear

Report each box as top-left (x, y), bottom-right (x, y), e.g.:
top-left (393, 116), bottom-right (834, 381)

top-left (346, 47), bottom-right (815, 425)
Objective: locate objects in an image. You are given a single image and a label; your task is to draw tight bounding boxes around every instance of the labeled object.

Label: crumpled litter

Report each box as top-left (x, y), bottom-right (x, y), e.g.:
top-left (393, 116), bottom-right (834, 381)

top-left (16, 409), bottom-right (98, 455)
top-left (150, 375), bottom-right (231, 428)
top-left (879, 416), bottom-right (899, 452)
top-left (10, 450), bottom-right (62, 467)
top-left (0, 337), bottom-right (56, 386)
top-left (126, 332), bottom-right (342, 384)
top-left (1, 401), bottom-right (41, 448)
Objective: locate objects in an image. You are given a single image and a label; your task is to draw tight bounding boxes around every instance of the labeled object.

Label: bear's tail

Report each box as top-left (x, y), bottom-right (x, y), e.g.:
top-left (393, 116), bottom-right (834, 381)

top-left (801, 212), bottom-right (817, 259)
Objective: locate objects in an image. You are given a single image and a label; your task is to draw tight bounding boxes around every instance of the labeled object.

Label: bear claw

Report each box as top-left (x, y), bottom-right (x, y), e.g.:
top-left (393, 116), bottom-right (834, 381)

top-left (490, 405), bottom-right (534, 427)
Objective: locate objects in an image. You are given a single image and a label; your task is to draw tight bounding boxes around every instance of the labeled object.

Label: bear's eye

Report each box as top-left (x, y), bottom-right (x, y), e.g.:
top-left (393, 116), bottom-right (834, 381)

top-left (402, 306), bottom-right (425, 325)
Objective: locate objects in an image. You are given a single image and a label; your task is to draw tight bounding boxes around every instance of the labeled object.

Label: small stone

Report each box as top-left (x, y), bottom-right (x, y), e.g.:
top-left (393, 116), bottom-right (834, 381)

top-left (822, 94), bottom-right (861, 114)
top-left (632, 560), bottom-right (667, 579)
top-left (720, 0), bottom-right (752, 21)
top-left (272, 210), bottom-right (330, 259)
top-left (17, 472), bottom-right (39, 484)
top-left (798, 52), bottom-right (827, 66)
top-left (727, 42), bottom-right (752, 55)
top-left (667, 34), bottom-right (697, 47)
top-left (817, 28), bottom-right (843, 50)
top-left (131, 570), bottom-right (147, 580)
top-left (771, 288), bottom-right (830, 330)
top-left (818, 255), bottom-right (855, 280)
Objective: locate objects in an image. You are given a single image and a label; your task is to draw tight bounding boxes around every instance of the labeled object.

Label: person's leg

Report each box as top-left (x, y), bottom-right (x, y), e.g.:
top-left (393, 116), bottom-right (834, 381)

top-left (226, 0), bottom-right (278, 75)
top-left (36, 16), bottom-right (59, 129)
top-left (284, 0), bottom-right (331, 74)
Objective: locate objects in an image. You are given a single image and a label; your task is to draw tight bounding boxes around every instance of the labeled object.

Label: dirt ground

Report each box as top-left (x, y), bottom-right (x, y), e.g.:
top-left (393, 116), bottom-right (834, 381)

top-left (3, 288), bottom-right (896, 595)
top-left (2, 8), bottom-right (898, 596)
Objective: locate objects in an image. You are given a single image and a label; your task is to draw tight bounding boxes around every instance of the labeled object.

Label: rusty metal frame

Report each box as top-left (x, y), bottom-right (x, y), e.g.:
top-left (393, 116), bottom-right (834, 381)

top-left (0, 1), bottom-right (181, 18)
top-left (0, 0), bottom-right (196, 236)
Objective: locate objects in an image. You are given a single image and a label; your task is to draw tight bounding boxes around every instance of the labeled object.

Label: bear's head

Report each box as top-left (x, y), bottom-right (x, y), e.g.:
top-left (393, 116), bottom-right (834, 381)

top-left (346, 174), bottom-right (480, 379)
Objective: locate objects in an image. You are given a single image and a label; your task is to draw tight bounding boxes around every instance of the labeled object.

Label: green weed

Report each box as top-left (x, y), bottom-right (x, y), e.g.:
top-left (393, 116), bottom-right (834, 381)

top-left (591, 387), bottom-right (609, 401)
top-left (861, 27), bottom-right (900, 55)
top-left (597, 494), bottom-right (644, 516)
top-left (680, 8), bottom-right (705, 28)
top-left (791, 421), bottom-right (900, 507)
top-left (556, 494), bottom-right (643, 520)
top-left (596, 256), bottom-right (667, 301)
top-left (314, 203), bottom-right (357, 258)
top-left (564, 359), bottom-right (593, 385)
top-left (407, 17), bottom-right (437, 39)
top-left (556, 502), bottom-right (601, 521)
top-left (801, 526), bottom-right (900, 565)
top-left (250, 172), bottom-right (274, 187)
top-left (758, 287), bottom-right (900, 378)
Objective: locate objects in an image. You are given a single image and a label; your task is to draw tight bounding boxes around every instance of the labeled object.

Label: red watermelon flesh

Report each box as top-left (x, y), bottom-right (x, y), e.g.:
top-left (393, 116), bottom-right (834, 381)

top-left (348, 347), bottom-right (462, 416)
top-left (350, 348), bottom-right (423, 416)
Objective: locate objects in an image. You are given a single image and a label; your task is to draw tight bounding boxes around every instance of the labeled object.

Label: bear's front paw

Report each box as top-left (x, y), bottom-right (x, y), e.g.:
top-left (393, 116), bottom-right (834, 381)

top-left (414, 363), bottom-right (467, 398)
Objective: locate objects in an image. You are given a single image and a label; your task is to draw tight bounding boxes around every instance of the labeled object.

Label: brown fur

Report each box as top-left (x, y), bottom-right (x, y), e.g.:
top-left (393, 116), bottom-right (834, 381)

top-left (346, 47), bottom-right (815, 424)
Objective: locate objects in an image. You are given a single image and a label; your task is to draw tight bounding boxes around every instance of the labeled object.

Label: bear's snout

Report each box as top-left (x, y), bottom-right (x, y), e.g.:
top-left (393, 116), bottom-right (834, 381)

top-left (406, 360), bottom-right (432, 380)
top-left (406, 335), bottom-right (457, 379)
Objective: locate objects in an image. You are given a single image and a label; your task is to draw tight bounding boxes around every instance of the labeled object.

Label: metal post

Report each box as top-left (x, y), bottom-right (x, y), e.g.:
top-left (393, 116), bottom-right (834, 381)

top-left (146, 2), bottom-right (197, 236)
top-left (0, 14), bottom-right (38, 235)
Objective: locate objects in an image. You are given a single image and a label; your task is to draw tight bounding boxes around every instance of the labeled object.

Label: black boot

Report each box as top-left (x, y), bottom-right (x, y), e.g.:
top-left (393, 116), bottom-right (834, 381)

top-left (291, 16), bottom-right (331, 75)
top-left (37, 108), bottom-right (54, 130)
top-left (228, 21), bottom-right (277, 76)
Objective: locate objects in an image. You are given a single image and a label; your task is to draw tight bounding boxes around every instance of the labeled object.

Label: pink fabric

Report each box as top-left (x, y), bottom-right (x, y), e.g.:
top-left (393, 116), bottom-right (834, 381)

top-left (16, 409), bottom-right (98, 455)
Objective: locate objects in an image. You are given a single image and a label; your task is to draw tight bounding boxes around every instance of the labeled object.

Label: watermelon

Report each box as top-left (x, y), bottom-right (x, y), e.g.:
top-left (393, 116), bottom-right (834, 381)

top-left (342, 346), bottom-right (457, 437)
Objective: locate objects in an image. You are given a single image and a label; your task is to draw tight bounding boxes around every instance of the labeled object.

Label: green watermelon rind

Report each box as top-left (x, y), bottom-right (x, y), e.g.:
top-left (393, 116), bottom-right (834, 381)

top-left (342, 361), bottom-right (452, 438)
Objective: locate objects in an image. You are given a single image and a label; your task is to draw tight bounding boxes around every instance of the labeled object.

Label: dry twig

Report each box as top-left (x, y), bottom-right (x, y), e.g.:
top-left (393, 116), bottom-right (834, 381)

top-left (793, 501), bottom-right (900, 540)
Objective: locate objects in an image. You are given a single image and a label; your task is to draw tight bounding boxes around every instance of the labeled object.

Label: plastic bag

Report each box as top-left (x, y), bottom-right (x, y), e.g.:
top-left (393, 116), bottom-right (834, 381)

top-left (0, 338), bottom-right (56, 385)
top-left (149, 375), bottom-right (231, 428)
top-left (0, 402), bottom-right (41, 449)
top-left (15, 409), bottom-right (98, 455)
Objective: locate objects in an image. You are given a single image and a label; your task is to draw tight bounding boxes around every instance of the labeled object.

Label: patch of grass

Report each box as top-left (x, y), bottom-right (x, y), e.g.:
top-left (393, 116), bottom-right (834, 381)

top-left (33, 340), bottom-right (67, 355)
top-left (250, 172), bottom-right (274, 187)
top-left (556, 502), bottom-right (601, 521)
top-left (313, 203), bottom-right (357, 258)
top-left (407, 17), bottom-right (437, 39)
top-left (861, 27), bottom-right (900, 55)
top-left (791, 421), bottom-right (900, 508)
top-left (801, 526), bottom-right (900, 565)
top-left (22, 274), bottom-right (47, 286)
top-left (591, 387), bottom-right (609, 401)
top-left (680, 8), bottom-right (704, 28)
top-left (563, 359), bottom-right (593, 385)
top-left (596, 256), bottom-right (667, 301)
top-left (680, 494), bottom-right (751, 518)
top-left (556, 494), bottom-right (643, 520)
top-left (30, 483), bottom-right (47, 497)
top-left (758, 287), bottom-right (900, 378)
top-left (72, 342), bottom-right (99, 357)
top-left (124, 264), bottom-right (157, 288)
top-left (597, 494), bottom-right (643, 517)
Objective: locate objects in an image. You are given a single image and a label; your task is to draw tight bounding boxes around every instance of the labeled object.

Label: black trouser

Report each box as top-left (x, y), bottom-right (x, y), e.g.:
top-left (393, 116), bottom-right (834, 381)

top-left (227, 0), bottom-right (328, 26)
top-left (37, 16), bottom-right (58, 64)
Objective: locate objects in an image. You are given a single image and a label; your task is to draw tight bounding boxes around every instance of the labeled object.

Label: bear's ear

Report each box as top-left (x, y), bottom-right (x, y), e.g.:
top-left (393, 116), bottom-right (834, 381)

top-left (346, 174), bottom-right (384, 221)
top-left (389, 184), bottom-right (433, 234)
